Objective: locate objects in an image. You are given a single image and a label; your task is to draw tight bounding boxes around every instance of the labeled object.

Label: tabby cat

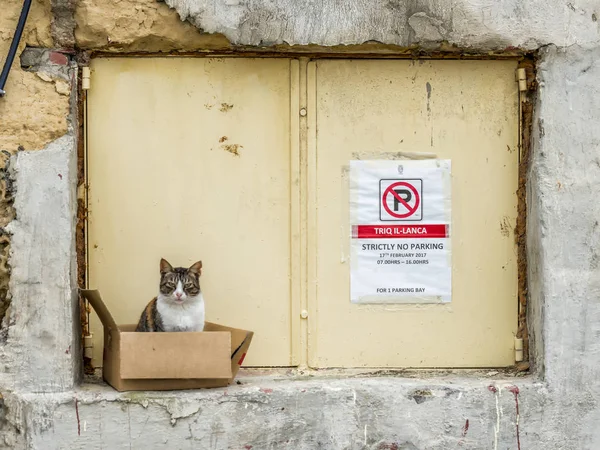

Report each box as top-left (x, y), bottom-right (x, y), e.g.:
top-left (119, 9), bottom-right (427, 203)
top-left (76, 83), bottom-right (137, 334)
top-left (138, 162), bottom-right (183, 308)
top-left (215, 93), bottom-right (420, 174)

top-left (135, 258), bottom-right (205, 332)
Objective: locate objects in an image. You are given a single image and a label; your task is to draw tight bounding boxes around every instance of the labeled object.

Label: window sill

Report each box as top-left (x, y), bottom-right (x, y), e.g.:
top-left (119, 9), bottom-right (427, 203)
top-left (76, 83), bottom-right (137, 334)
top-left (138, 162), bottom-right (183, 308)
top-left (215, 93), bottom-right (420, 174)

top-left (80, 365), bottom-right (535, 398)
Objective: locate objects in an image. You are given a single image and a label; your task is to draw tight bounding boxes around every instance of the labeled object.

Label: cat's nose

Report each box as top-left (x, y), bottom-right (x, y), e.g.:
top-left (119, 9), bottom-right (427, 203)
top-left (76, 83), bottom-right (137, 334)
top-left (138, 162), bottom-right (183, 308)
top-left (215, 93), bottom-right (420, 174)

top-left (175, 292), bottom-right (182, 299)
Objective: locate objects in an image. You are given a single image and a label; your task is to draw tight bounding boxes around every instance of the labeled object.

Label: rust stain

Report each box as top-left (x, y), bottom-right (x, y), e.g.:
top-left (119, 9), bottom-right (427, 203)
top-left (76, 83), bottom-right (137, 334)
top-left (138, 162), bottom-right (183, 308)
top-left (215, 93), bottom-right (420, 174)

top-left (75, 398), bottom-right (81, 436)
top-left (507, 386), bottom-right (521, 450)
top-left (377, 443), bottom-right (399, 450)
top-left (204, 103), bottom-right (213, 110)
top-left (220, 103), bottom-right (234, 112)
top-left (507, 145), bottom-right (514, 153)
top-left (221, 143), bottom-right (243, 156)
top-left (90, 45), bottom-right (528, 61)
top-left (515, 59), bottom-right (536, 369)
top-left (76, 73), bottom-right (94, 376)
top-left (462, 419), bottom-right (469, 437)
top-left (77, 197), bottom-right (93, 375)
top-left (458, 418), bottom-right (470, 446)
top-left (219, 136), bottom-right (228, 143)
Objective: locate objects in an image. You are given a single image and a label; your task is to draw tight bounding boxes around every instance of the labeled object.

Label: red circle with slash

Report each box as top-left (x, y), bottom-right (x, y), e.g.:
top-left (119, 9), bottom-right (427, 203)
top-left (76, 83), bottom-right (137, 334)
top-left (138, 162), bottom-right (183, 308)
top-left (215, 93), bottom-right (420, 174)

top-left (382, 182), bottom-right (420, 218)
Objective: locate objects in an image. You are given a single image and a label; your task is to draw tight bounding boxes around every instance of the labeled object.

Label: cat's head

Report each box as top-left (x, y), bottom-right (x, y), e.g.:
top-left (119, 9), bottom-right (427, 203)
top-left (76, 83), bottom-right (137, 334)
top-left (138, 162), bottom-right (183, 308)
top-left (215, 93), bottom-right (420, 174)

top-left (158, 258), bottom-right (203, 304)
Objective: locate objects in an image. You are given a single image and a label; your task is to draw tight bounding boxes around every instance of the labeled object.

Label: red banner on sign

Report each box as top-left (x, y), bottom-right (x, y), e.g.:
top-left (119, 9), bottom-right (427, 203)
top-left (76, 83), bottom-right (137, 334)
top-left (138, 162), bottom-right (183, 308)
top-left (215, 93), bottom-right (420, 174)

top-left (352, 224), bottom-right (448, 239)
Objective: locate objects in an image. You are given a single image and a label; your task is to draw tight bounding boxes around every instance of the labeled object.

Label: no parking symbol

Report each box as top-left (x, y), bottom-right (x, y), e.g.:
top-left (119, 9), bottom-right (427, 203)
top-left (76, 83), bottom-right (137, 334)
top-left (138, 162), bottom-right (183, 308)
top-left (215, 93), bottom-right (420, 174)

top-left (350, 159), bottom-right (452, 304)
top-left (379, 179), bottom-right (423, 221)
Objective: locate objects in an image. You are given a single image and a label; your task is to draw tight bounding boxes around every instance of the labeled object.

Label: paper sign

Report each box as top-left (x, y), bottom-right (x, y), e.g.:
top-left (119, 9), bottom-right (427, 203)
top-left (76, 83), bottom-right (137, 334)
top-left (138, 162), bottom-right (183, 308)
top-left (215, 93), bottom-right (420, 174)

top-left (350, 159), bottom-right (452, 304)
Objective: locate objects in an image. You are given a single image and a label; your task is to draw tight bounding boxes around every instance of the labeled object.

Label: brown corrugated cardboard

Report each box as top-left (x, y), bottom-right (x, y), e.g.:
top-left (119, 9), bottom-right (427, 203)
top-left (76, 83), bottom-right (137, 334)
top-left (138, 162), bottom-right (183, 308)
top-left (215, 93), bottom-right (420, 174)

top-left (81, 290), bottom-right (253, 391)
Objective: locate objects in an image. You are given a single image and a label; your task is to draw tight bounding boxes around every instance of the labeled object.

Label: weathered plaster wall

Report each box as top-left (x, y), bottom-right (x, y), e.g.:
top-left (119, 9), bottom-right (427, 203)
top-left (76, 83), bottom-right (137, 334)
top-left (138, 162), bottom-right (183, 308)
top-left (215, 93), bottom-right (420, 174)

top-left (0, 0), bottom-right (67, 151)
top-left (73, 0), bottom-right (600, 53)
top-left (11, 378), bottom-right (541, 449)
top-left (165, 0), bottom-right (600, 49)
top-left (528, 44), bottom-right (600, 448)
top-left (2, 136), bottom-right (79, 392)
top-left (0, 0), bottom-right (73, 327)
top-left (1, 0), bottom-right (600, 449)
top-left (0, 2), bottom-right (79, 446)
top-left (0, 135), bottom-right (80, 448)
top-left (75, 0), bottom-right (230, 52)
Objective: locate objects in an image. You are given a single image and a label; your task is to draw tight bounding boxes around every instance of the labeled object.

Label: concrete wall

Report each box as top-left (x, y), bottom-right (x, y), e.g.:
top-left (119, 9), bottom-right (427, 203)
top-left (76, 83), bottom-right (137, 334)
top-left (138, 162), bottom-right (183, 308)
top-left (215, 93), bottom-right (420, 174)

top-left (0, 0), bottom-right (599, 449)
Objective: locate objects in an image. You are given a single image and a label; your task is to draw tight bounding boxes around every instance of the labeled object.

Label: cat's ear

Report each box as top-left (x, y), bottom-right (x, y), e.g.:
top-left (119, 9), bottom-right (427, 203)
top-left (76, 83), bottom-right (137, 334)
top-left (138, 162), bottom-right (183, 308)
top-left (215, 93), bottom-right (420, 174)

top-left (189, 260), bottom-right (203, 276)
top-left (160, 258), bottom-right (173, 274)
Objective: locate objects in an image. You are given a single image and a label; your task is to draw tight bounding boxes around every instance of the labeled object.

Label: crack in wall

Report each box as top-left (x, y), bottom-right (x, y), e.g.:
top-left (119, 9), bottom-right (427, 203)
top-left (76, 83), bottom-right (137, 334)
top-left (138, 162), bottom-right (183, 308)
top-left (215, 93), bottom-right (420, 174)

top-left (0, 151), bottom-right (16, 331)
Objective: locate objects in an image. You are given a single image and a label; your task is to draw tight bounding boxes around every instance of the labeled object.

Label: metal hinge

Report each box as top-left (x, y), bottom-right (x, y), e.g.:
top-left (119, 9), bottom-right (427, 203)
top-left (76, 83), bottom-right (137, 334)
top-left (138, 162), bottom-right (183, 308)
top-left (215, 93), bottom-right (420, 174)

top-left (514, 337), bottom-right (524, 362)
top-left (84, 333), bottom-right (93, 359)
top-left (515, 68), bottom-right (527, 92)
top-left (82, 66), bottom-right (91, 90)
top-left (77, 182), bottom-right (87, 201)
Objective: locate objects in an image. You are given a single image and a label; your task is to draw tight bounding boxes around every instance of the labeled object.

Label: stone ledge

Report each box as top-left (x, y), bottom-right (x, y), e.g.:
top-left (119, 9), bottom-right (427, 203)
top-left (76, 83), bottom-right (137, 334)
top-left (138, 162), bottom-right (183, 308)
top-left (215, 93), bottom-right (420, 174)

top-left (5, 375), bottom-right (545, 449)
top-left (72, 372), bottom-right (544, 405)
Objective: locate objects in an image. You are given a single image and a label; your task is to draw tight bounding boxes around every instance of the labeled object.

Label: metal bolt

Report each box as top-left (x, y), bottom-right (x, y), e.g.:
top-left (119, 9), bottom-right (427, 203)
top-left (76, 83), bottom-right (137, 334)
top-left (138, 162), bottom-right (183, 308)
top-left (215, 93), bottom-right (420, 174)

top-left (299, 108), bottom-right (307, 117)
top-left (300, 310), bottom-right (308, 319)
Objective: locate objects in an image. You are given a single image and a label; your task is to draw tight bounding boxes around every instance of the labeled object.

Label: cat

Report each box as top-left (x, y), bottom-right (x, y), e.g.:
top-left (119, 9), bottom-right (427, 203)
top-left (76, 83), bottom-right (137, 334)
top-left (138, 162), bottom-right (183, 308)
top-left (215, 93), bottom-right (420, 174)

top-left (135, 258), bottom-right (205, 332)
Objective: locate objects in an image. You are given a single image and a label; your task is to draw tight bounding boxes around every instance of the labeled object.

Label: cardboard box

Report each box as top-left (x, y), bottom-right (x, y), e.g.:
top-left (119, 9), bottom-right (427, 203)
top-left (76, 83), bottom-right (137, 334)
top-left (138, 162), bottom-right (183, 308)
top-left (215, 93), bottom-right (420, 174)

top-left (81, 290), bottom-right (253, 391)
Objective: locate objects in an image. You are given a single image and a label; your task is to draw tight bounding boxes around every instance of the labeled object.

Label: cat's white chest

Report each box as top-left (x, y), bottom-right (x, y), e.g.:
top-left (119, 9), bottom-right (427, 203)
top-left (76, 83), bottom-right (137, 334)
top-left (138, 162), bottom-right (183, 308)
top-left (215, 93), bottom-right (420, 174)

top-left (157, 294), bottom-right (205, 332)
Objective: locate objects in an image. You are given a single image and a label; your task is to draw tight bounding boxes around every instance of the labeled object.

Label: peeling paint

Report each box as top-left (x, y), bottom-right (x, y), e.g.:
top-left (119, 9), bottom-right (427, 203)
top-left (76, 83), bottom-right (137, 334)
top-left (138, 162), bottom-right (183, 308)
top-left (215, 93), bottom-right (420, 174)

top-left (352, 151), bottom-right (438, 161)
top-left (221, 143), bottom-right (243, 156)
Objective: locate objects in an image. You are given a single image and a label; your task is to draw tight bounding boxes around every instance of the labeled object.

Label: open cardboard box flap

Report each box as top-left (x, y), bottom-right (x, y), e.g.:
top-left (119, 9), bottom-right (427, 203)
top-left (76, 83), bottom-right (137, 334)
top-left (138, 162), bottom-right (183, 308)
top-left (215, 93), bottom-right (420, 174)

top-left (81, 289), bottom-right (253, 391)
